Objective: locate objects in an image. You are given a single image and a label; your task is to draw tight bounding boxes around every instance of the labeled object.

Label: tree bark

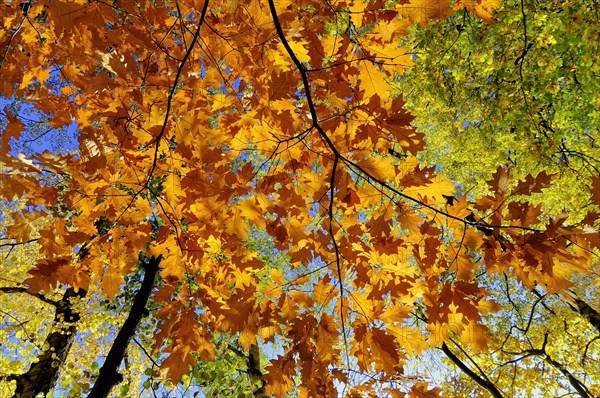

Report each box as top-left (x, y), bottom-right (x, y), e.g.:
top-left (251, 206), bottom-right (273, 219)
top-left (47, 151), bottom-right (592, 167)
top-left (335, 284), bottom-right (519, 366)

top-left (10, 287), bottom-right (86, 398)
top-left (228, 343), bottom-right (266, 397)
top-left (88, 256), bottom-right (160, 398)
top-left (248, 344), bottom-right (266, 398)
top-left (569, 293), bottom-right (600, 334)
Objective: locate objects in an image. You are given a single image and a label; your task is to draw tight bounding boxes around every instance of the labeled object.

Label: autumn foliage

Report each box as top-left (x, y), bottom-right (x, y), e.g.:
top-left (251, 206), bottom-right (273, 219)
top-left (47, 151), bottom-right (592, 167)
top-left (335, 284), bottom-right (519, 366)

top-left (1, 0), bottom-right (598, 396)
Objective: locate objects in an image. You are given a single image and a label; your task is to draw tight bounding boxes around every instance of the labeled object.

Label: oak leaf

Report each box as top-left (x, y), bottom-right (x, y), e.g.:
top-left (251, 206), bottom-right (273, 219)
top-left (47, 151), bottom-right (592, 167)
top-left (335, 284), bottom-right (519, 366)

top-left (6, 210), bottom-right (42, 242)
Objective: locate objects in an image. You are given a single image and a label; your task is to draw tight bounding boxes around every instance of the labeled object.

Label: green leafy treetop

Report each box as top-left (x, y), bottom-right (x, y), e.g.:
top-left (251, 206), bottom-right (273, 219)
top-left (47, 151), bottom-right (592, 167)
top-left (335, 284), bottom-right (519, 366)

top-left (400, 0), bottom-right (600, 222)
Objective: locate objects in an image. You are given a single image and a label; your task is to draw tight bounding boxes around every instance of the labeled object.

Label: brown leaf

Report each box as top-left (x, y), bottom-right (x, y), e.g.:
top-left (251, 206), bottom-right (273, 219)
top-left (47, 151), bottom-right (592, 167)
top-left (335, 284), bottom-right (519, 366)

top-left (511, 171), bottom-right (554, 196)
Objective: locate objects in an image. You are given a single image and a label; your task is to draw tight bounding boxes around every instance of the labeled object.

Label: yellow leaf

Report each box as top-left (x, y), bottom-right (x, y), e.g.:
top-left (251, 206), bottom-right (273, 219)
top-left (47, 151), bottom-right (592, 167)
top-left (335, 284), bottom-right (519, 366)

top-left (20, 68), bottom-right (51, 89)
top-left (396, 0), bottom-right (453, 25)
top-left (348, 0), bottom-right (369, 26)
top-left (259, 325), bottom-right (279, 341)
top-left (312, 275), bottom-right (337, 306)
top-left (232, 267), bottom-right (256, 289)
top-left (237, 196), bottom-right (263, 223)
top-left (354, 155), bottom-right (397, 182)
top-left (359, 62), bottom-right (390, 104)
top-left (288, 39), bottom-right (311, 63)
top-left (159, 249), bottom-right (186, 280)
top-left (268, 44), bottom-right (293, 72)
top-left (321, 35), bottom-right (343, 57)
top-left (204, 235), bottom-right (222, 254)
top-left (211, 92), bottom-right (234, 112)
top-left (460, 322), bottom-right (491, 351)
top-left (164, 172), bottom-right (184, 205)
top-left (455, 0), bottom-right (502, 23)
top-left (226, 207), bottom-right (249, 239)
top-left (403, 177), bottom-right (455, 203)
top-left (239, 328), bottom-right (257, 351)
top-left (350, 291), bottom-right (376, 319)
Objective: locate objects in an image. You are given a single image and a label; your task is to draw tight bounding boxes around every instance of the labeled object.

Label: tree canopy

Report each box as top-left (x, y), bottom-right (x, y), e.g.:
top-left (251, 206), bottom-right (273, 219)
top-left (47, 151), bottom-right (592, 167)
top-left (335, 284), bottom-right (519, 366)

top-left (399, 0), bottom-right (600, 220)
top-left (1, 0), bottom-right (599, 396)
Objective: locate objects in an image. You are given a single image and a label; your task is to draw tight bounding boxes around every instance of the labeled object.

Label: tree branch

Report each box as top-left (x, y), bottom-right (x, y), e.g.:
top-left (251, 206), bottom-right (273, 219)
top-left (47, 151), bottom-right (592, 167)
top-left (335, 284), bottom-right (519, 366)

top-left (88, 256), bottom-right (161, 398)
top-left (569, 292), bottom-right (600, 334)
top-left (533, 287), bottom-right (600, 333)
top-left (543, 351), bottom-right (593, 398)
top-left (441, 342), bottom-right (505, 398)
top-left (0, 238), bottom-right (38, 248)
top-left (0, 286), bottom-right (58, 306)
top-left (505, 333), bottom-right (593, 398)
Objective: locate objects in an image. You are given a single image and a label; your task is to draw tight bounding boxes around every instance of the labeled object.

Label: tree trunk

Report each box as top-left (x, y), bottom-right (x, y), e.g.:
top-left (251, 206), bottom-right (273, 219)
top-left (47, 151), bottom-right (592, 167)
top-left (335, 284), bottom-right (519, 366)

top-left (88, 256), bottom-right (160, 398)
top-left (248, 344), bottom-right (266, 398)
top-left (10, 287), bottom-right (86, 398)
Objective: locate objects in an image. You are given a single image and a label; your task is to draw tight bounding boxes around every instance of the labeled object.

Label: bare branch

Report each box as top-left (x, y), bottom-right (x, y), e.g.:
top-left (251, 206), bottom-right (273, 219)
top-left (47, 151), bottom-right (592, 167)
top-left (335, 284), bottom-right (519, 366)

top-left (0, 286), bottom-right (58, 307)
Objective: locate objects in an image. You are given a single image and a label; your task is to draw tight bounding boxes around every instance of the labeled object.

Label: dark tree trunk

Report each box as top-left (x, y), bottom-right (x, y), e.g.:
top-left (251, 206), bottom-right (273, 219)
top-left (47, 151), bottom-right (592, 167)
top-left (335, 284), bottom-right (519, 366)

top-left (10, 287), bottom-right (86, 398)
top-left (88, 256), bottom-right (160, 398)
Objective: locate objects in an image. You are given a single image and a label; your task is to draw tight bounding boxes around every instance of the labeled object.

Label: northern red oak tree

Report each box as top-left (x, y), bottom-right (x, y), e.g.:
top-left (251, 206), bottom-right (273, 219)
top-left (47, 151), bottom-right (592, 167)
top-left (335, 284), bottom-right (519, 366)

top-left (1, 0), bottom-right (598, 396)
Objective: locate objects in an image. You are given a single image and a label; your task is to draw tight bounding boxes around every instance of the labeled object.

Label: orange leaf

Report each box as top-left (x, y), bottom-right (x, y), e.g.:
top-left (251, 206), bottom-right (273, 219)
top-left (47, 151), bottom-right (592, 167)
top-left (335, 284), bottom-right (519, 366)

top-left (6, 210), bottom-right (42, 242)
top-left (264, 356), bottom-right (295, 397)
top-left (162, 344), bottom-right (196, 383)
top-left (100, 266), bottom-right (124, 299)
top-left (24, 257), bottom-right (70, 293)
top-left (409, 382), bottom-right (442, 398)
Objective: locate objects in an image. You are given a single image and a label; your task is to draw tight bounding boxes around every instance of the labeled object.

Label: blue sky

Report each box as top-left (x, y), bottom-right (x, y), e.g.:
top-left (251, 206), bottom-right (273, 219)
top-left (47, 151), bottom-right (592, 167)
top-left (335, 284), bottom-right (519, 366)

top-left (1, 96), bottom-right (79, 158)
